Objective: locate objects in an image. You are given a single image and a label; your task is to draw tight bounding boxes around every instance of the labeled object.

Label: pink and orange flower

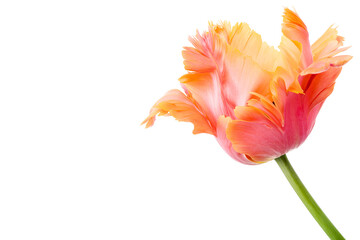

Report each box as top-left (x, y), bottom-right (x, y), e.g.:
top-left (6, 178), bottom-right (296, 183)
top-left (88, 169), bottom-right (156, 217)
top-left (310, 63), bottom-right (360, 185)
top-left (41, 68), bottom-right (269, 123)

top-left (143, 8), bottom-right (351, 164)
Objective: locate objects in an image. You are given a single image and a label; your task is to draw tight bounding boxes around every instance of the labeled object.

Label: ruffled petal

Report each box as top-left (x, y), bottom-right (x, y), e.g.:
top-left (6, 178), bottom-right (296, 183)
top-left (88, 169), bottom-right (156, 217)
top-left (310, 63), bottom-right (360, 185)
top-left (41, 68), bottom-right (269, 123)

top-left (303, 67), bottom-right (342, 112)
top-left (222, 48), bottom-right (273, 108)
top-left (226, 78), bottom-right (308, 162)
top-left (182, 46), bottom-right (216, 73)
top-left (311, 26), bottom-right (347, 60)
top-left (227, 23), bottom-right (280, 72)
top-left (217, 116), bottom-right (255, 165)
top-left (301, 55), bottom-right (352, 75)
top-left (180, 25), bottom-right (273, 124)
top-left (142, 89), bottom-right (214, 135)
top-left (282, 8), bottom-right (312, 68)
top-left (145, 9), bottom-right (352, 165)
top-left (226, 105), bottom-right (285, 163)
top-left (276, 36), bottom-right (303, 93)
top-left (179, 72), bottom-right (225, 126)
top-left (227, 64), bottom-right (347, 163)
top-left (302, 25), bottom-right (352, 75)
top-left (210, 21), bottom-right (279, 72)
top-left (182, 30), bottom-right (221, 73)
top-left (181, 29), bottom-right (230, 123)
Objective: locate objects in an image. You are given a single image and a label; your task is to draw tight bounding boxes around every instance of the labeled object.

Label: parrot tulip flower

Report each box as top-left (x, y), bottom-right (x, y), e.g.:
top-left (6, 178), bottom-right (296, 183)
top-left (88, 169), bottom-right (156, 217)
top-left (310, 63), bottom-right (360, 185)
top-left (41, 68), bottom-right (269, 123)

top-left (143, 8), bottom-right (351, 239)
top-left (143, 8), bottom-right (351, 164)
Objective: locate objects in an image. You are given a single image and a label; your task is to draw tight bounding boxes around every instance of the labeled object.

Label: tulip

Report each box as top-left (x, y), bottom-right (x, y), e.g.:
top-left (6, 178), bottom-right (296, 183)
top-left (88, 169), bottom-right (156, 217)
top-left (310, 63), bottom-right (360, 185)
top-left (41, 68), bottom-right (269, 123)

top-left (143, 8), bottom-right (351, 239)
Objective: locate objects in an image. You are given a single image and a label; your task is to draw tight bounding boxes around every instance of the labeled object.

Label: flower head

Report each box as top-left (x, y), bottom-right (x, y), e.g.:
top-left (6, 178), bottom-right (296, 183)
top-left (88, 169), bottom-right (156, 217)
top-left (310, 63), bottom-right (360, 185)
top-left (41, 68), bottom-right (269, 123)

top-left (143, 8), bottom-right (351, 164)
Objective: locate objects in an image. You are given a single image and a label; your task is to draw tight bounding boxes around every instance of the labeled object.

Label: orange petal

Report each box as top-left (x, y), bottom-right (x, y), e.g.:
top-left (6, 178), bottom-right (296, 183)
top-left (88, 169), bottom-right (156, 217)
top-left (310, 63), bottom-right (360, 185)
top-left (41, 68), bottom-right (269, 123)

top-left (180, 35), bottom-right (273, 125)
top-left (270, 78), bottom-right (287, 116)
top-left (228, 22), bottom-right (279, 72)
top-left (179, 72), bottom-right (224, 126)
top-left (276, 36), bottom-right (303, 94)
top-left (216, 116), bottom-right (256, 165)
top-left (282, 8), bottom-right (312, 68)
top-left (142, 89), bottom-right (214, 135)
top-left (247, 92), bottom-right (284, 128)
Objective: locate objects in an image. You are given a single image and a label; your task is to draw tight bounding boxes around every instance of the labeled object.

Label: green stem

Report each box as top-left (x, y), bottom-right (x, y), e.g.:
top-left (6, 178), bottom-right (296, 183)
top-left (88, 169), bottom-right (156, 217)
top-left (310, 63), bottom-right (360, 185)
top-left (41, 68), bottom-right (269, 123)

top-left (275, 154), bottom-right (344, 240)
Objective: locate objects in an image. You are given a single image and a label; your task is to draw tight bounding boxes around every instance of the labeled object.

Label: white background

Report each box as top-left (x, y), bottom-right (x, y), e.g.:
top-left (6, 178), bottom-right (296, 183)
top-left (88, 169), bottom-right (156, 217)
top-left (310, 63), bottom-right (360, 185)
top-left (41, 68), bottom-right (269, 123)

top-left (0, 0), bottom-right (359, 239)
